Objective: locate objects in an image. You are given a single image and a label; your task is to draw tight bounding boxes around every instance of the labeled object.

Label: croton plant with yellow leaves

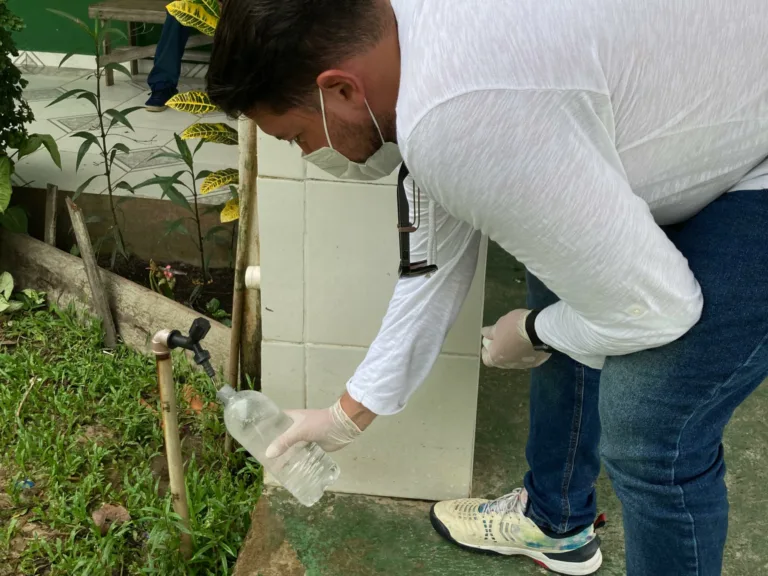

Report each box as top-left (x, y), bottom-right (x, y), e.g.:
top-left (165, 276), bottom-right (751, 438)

top-left (165, 0), bottom-right (240, 224)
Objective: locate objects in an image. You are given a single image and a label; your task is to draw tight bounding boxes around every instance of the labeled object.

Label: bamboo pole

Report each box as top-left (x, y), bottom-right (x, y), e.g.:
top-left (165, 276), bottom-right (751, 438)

top-left (153, 332), bottom-right (192, 559)
top-left (65, 197), bottom-right (118, 348)
top-left (238, 118), bottom-right (262, 390)
top-left (224, 117), bottom-right (259, 453)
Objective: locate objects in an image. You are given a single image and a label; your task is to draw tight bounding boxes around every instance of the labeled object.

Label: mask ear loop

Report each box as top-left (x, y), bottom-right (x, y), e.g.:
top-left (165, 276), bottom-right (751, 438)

top-left (364, 99), bottom-right (386, 145)
top-left (320, 93), bottom-right (384, 149)
top-left (319, 89), bottom-right (334, 149)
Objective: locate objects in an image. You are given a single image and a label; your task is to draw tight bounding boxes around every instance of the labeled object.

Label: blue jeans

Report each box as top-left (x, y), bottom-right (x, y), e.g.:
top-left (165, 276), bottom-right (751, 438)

top-left (147, 13), bottom-right (191, 92)
top-left (523, 189), bottom-right (768, 575)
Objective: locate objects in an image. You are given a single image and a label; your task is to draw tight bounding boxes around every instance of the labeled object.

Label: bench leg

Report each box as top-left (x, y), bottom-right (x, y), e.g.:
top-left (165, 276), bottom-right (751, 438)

top-left (102, 19), bottom-right (114, 86)
top-left (128, 22), bottom-right (139, 76)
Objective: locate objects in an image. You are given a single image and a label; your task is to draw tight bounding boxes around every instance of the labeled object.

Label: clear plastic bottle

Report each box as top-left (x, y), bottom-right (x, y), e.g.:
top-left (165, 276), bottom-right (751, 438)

top-left (216, 385), bottom-right (340, 506)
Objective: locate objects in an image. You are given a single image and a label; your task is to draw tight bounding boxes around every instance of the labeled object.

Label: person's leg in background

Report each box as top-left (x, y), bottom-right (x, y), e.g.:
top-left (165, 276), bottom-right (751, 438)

top-left (146, 12), bottom-right (191, 111)
top-left (524, 273), bottom-right (603, 536)
top-left (600, 189), bottom-right (768, 576)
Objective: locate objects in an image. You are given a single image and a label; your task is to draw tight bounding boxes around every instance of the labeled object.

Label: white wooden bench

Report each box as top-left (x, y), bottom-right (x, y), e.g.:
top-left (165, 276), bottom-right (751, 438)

top-left (88, 0), bottom-right (213, 86)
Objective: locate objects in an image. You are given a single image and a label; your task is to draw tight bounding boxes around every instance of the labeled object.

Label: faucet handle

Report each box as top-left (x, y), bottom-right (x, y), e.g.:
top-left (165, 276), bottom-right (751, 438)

top-left (188, 317), bottom-right (211, 343)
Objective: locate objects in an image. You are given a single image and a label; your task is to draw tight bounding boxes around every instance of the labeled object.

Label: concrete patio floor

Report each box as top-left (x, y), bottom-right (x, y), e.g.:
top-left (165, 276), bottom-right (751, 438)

top-left (233, 243), bottom-right (768, 576)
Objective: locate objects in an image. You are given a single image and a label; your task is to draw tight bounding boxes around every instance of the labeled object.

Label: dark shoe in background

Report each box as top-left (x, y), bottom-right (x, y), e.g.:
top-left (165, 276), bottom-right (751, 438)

top-left (145, 87), bottom-right (178, 112)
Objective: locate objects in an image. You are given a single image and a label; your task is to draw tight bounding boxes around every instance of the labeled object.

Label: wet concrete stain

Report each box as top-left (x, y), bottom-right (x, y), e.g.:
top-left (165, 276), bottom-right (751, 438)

top-left (233, 496), bottom-right (306, 576)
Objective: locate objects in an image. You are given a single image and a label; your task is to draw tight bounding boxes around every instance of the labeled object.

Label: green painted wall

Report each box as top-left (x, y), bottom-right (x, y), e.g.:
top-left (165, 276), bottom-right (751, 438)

top-left (9, 0), bottom-right (164, 54)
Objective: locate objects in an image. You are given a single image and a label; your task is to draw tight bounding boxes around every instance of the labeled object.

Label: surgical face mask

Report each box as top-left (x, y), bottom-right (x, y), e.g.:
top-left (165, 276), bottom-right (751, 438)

top-left (303, 90), bottom-right (402, 181)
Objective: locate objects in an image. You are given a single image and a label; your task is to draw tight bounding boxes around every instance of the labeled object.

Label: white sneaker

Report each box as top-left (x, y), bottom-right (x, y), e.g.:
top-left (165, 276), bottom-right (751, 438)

top-left (430, 488), bottom-right (602, 575)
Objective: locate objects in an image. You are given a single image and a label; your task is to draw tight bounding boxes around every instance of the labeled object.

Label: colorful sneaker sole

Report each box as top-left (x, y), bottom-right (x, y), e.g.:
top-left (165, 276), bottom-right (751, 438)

top-left (429, 504), bottom-right (603, 575)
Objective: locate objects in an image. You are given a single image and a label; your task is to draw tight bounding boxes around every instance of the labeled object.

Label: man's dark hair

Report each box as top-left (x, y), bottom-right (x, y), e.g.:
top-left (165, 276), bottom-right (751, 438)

top-left (207, 0), bottom-right (389, 117)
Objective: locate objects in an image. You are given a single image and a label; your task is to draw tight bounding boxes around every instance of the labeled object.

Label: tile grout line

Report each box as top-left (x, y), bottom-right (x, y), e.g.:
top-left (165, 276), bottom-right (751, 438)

top-left (300, 341), bottom-right (480, 359)
top-left (261, 339), bottom-right (480, 360)
top-left (302, 178), bottom-right (310, 409)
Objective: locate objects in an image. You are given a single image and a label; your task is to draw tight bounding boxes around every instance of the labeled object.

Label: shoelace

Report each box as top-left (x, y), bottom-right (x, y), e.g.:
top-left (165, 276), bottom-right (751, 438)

top-left (482, 488), bottom-right (525, 516)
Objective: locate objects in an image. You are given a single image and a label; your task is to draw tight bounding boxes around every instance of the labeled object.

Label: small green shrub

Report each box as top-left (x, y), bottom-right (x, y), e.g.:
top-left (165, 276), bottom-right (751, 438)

top-left (47, 9), bottom-right (145, 267)
top-left (0, 0), bottom-right (61, 229)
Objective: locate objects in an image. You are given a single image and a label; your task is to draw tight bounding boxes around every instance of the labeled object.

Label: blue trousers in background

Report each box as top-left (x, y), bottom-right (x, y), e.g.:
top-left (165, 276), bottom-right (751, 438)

top-left (147, 13), bottom-right (191, 92)
top-left (523, 189), bottom-right (768, 575)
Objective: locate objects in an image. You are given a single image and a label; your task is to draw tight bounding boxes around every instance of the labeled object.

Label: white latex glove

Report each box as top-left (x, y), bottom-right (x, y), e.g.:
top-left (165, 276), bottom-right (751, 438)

top-left (265, 399), bottom-right (362, 459)
top-left (481, 309), bottom-right (552, 369)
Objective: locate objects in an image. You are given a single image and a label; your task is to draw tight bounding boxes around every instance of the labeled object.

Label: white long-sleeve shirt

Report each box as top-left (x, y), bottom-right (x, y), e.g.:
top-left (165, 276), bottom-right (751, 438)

top-left (348, 0), bottom-right (768, 415)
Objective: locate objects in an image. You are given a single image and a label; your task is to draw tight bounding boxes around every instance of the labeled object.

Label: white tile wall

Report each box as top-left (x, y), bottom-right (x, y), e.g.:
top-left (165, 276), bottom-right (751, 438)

top-left (258, 178), bottom-right (305, 343)
top-left (256, 125), bottom-right (487, 500)
top-left (261, 342), bottom-right (306, 409)
top-left (304, 344), bottom-right (480, 500)
top-left (302, 180), bottom-right (488, 355)
top-left (257, 129), bottom-right (305, 180)
top-left (304, 180), bottom-right (399, 346)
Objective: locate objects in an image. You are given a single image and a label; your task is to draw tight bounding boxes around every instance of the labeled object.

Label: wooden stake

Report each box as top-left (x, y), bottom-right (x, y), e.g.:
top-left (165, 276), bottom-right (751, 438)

top-left (0, 230), bottom-right (232, 367)
top-left (157, 355), bottom-right (192, 559)
top-left (44, 184), bottom-right (58, 246)
top-left (65, 197), bottom-right (118, 349)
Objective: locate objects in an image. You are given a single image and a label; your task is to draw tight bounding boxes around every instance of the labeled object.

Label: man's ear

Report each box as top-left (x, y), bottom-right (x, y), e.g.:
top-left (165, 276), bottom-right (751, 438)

top-left (317, 70), bottom-right (366, 107)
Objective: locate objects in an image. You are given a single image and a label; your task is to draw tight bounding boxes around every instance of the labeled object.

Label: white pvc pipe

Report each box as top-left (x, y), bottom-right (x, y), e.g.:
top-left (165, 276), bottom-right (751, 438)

top-left (245, 265), bottom-right (261, 290)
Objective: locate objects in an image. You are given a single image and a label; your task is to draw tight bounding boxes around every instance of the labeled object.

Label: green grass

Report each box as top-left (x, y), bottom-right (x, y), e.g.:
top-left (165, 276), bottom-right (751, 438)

top-left (0, 306), bottom-right (262, 575)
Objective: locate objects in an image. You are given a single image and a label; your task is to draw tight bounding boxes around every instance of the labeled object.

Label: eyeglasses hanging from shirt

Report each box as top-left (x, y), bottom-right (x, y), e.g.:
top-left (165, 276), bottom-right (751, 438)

top-left (397, 163), bottom-right (438, 278)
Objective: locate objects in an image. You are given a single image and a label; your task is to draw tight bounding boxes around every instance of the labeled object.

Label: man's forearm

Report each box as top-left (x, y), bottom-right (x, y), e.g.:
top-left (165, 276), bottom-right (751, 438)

top-left (340, 391), bottom-right (378, 430)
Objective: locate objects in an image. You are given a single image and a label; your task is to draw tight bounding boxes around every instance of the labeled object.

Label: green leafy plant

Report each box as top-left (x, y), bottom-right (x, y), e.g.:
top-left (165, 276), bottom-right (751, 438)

top-left (205, 297), bottom-right (231, 327)
top-left (0, 271), bottom-right (46, 313)
top-left (181, 122), bottom-right (237, 145)
top-left (165, 90), bottom-right (219, 115)
top-left (14, 287), bottom-right (46, 311)
top-left (0, 271), bottom-right (18, 312)
top-left (203, 185), bottom-right (239, 270)
top-left (130, 135), bottom-right (231, 285)
top-left (1, 306), bottom-right (262, 574)
top-left (47, 9), bottom-right (145, 266)
top-left (165, 0), bottom-right (241, 224)
top-left (167, 0), bottom-right (219, 35)
top-left (0, 1), bottom-right (61, 230)
top-left (147, 260), bottom-right (182, 299)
